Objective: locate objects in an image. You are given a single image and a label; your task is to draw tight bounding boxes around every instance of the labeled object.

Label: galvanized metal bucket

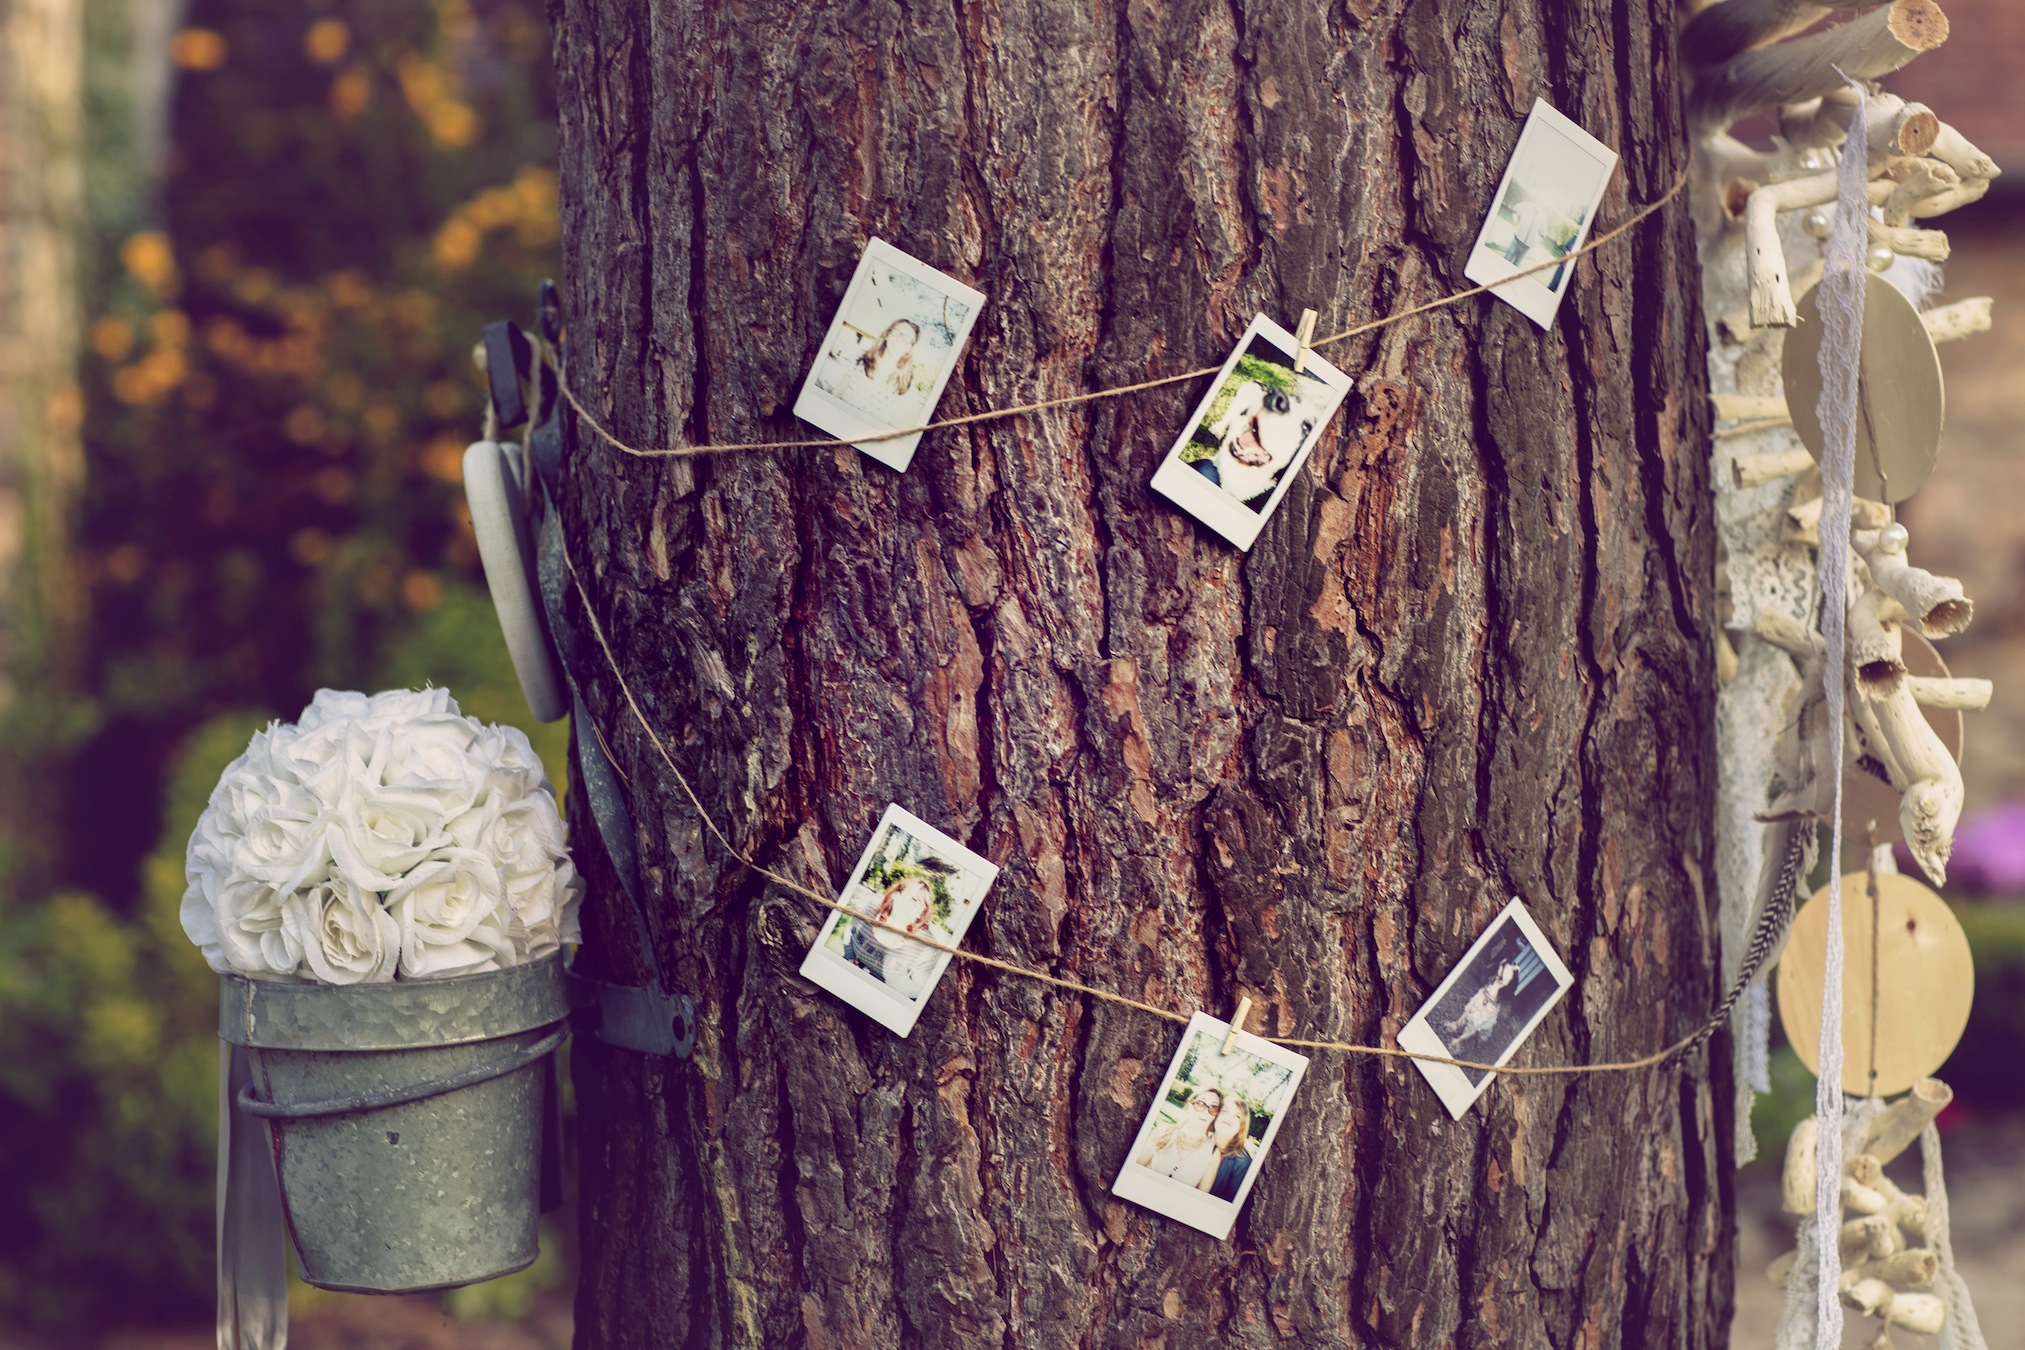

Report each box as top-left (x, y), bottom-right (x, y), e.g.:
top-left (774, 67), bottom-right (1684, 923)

top-left (219, 954), bottom-right (568, 1294)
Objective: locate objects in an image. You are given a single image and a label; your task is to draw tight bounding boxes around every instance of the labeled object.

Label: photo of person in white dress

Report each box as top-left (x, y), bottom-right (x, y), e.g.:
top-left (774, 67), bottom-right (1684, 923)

top-left (1424, 918), bottom-right (1557, 1086)
top-left (839, 872), bottom-right (942, 1000)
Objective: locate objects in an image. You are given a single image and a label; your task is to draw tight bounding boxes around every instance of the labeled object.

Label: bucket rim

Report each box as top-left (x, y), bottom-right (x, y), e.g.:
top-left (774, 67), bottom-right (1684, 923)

top-left (220, 952), bottom-right (569, 1050)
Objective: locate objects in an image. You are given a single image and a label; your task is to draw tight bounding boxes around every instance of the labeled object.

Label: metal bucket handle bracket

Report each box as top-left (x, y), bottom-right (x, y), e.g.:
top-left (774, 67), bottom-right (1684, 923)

top-left (565, 966), bottom-right (696, 1059)
top-left (239, 1025), bottom-right (567, 1120)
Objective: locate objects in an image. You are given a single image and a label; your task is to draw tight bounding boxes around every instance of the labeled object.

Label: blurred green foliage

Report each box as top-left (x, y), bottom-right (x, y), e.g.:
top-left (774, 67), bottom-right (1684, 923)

top-left (0, 0), bottom-right (569, 1329)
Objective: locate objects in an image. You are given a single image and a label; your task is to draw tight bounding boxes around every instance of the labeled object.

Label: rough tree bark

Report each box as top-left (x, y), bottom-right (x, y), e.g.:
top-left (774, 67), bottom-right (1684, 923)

top-left (549, 1), bottom-right (1724, 1345)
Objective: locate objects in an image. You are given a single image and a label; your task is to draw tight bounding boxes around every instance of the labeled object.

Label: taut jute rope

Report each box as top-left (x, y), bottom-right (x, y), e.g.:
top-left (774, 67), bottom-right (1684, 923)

top-left (549, 164), bottom-right (1692, 462)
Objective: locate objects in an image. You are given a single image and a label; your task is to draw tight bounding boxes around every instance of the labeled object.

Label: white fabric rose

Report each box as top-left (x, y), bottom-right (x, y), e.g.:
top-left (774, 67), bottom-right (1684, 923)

top-left (385, 848), bottom-right (516, 979)
top-left (182, 686), bottom-right (580, 984)
top-left (327, 777), bottom-right (455, 892)
top-left (210, 875), bottom-right (304, 979)
top-left (285, 878), bottom-right (400, 984)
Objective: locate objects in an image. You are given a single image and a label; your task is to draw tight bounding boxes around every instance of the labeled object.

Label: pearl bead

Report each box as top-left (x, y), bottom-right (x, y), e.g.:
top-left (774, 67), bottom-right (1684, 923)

top-left (1866, 243), bottom-right (1896, 273)
top-left (1798, 149), bottom-right (1829, 171)
top-left (1800, 209), bottom-right (1833, 240)
top-left (1879, 522), bottom-right (1910, 555)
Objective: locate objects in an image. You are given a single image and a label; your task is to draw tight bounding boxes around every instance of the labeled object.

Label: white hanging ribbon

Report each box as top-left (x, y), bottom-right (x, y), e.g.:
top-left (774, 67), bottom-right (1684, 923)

top-left (1923, 1122), bottom-right (1989, 1350)
top-left (1807, 76), bottom-right (1871, 1349)
top-left (217, 1043), bottom-right (289, 1349)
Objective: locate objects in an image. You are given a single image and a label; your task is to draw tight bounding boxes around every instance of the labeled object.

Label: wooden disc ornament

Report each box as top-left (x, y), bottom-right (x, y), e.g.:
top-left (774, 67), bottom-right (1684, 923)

top-left (1841, 630), bottom-right (1963, 851)
top-left (1777, 871), bottom-right (1972, 1097)
top-left (1782, 272), bottom-right (1945, 504)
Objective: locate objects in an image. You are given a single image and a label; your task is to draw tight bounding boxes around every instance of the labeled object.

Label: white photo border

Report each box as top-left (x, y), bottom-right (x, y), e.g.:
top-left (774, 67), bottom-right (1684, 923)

top-left (1398, 896), bottom-right (1574, 1120)
top-left (1148, 313), bottom-right (1353, 552)
top-left (796, 803), bottom-right (999, 1037)
top-left (1461, 99), bottom-right (1620, 330)
top-left (1110, 1010), bottom-right (1311, 1240)
top-left (791, 237), bottom-right (986, 472)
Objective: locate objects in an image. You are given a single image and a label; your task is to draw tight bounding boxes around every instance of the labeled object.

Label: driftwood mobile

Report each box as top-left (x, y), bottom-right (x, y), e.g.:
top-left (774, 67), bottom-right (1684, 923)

top-left (1690, 0), bottom-right (1995, 1344)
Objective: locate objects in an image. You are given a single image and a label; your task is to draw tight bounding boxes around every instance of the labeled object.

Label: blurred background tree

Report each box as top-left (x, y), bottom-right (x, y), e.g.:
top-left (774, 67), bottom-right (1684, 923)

top-left (0, 0), bottom-right (565, 1333)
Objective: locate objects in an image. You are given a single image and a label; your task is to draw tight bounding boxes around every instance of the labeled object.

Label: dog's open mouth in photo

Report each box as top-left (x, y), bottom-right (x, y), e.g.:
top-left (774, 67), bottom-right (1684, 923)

top-left (1223, 385), bottom-right (1312, 468)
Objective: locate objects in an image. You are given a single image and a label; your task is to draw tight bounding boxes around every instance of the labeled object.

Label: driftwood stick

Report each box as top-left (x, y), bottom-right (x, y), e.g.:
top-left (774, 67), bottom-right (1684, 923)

top-left (1842, 1175), bottom-right (1891, 1214)
top-left (1744, 172), bottom-right (1839, 326)
top-left (1848, 1248), bottom-right (1939, 1288)
top-left (1690, 0), bottom-right (1952, 135)
top-left (1682, 0), bottom-right (1895, 68)
top-left (1780, 84), bottom-right (1866, 149)
top-left (1713, 392), bottom-right (1791, 422)
top-left (1721, 257), bottom-right (1825, 341)
top-left (1861, 1078), bottom-right (1952, 1165)
top-left (1843, 1275), bottom-right (1896, 1316)
top-left (1883, 1291), bottom-right (1946, 1333)
top-left (1782, 1116), bottom-right (1819, 1215)
top-left (1841, 1213), bottom-right (1903, 1260)
top-left (1877, 683), bottom-right (1963, 884)
top-left (1853, 529), bottom-right (1973, 637)
top-left (1879, 158), bottom-right (1958, 226)
top-left (1929, 121), bottom-right (2000, 180)
top-left (1864, 96), bottom-right (1941, 159)
top-left (1908, 177), bottom-right (1992, 217)
top-left (1904, 675), bottom-right (1990, 710)
top-left (1754, 610), bottom-right (1823, 659)
top-left (1733, 445), bottom-right (1816, 486)
top-left (1848, 587), bottom-right (1908, 696)
top-left (1922, 296), bottom-right (1993, 343)
top-left (1869, 218), bottom-right (1950, 260)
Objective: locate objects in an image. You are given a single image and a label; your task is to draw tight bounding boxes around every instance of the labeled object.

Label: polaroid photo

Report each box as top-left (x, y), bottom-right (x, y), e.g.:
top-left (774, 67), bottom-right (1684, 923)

top-left (797, 804), bottom-right (998, 1037)
top-left (1463, 99), bottom-right (1620, 329)
top-left (1111, 1011), bottom-right (1309, 1240)
top-left (1397, 896), bottom-right (1575, 1119)
top-left (792, 238), bottom-right (986, 472)
top-left (1148, 314), bottom-right (1352, 552)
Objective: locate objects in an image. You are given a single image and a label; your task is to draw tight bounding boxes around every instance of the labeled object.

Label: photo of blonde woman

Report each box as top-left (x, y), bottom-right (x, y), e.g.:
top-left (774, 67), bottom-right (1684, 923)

top-left (799, 805), bottom-right (999, 1037)
top-left (1132, 1085), bottom-right (1225, 1188)
top-left (854, 318), bottom-right (920, 397)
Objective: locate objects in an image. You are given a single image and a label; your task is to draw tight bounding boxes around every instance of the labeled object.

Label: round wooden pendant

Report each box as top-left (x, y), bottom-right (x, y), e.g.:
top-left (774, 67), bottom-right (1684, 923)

top-left (1782, 272), bottom-right (1945, 504)
top-left (1777, 871), bottom-right (1972, 1097)
top-left (1841, 630), bottom-right (1963, 851)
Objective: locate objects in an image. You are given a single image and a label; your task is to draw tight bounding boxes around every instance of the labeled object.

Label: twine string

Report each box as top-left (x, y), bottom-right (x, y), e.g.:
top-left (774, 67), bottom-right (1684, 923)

top-left (562, 545), bottom-right (1731, 1080)
top-left (547, 164), bottom-right (1691, 462)
top-left (546, 157), bottom-right (1714, 1080)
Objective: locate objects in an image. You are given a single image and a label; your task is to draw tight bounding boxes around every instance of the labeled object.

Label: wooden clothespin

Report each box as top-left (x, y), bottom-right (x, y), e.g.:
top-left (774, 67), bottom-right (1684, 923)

top-left (1292, 309), bottom-right (1319, 377)
top-left (1222, 995), bottom-right (1253, 1054)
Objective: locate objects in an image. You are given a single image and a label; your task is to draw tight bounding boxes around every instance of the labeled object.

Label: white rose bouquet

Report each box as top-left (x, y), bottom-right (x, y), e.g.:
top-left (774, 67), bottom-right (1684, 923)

top-left (181, 688), bottom-right (582, 984)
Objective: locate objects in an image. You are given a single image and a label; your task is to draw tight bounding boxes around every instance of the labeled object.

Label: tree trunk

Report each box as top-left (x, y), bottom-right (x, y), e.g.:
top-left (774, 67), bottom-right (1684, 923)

top-left (0, 0), bottom-right (86, 891)
top-left (549, 1), bottom-right (1725, 1345)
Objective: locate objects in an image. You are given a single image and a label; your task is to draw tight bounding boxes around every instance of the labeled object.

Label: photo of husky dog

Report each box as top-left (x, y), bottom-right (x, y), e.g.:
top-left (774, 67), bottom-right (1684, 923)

top-left (1149, 313), bottom-right (1351, 552)
top-left (1180, 341), bottom-right (1329, 511)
